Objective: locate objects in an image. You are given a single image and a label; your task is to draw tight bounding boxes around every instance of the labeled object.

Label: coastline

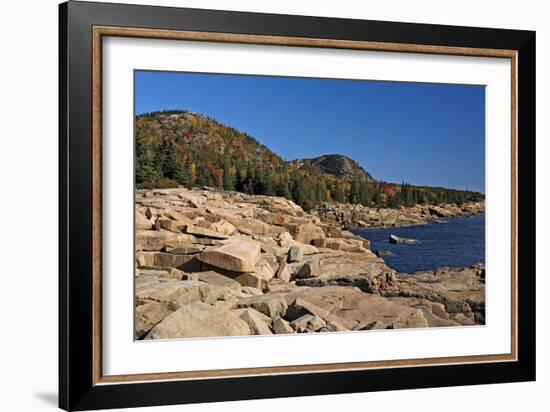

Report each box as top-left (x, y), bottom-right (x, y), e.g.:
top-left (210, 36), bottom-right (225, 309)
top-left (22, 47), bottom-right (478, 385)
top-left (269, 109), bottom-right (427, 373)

top-left (351, 213), bottom-right (485, 274)
top-left (313, 200), bottom-right (485, 231)
top-left (135, 186), bottom-right (485, 339)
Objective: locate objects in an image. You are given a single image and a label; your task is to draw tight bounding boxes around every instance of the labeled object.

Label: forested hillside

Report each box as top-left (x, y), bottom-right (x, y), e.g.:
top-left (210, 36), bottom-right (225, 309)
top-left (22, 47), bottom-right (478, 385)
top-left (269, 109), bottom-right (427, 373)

top-left (135, 110), bottom-right (484, 210)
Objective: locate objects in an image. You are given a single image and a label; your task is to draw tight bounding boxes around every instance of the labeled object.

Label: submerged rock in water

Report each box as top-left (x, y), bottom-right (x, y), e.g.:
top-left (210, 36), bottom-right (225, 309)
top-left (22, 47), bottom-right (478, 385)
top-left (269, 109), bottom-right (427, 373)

top-left (376, 250), bottom-right (393, 257)
top-left (389, 234), bottom-right (417, 244)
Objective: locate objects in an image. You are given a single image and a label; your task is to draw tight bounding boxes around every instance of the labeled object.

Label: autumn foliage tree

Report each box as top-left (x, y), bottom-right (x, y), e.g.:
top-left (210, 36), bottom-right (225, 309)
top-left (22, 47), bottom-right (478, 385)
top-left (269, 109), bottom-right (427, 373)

top-left (135, 110), bottom-right (484, 209)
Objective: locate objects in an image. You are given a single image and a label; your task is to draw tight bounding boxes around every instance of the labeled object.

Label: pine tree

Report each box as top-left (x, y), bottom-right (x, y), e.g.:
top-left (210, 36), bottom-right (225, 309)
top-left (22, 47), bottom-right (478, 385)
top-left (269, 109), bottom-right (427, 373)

top-left (350, 179), bottom-right (361, 204)
top-left (290, 171), bottom-right (314, 210)
top-left (241, 167), bottom-right (255, 194)
top-left (330, 181), bottom-right (346, 203)
top-left (135, 112), bottom-right (485, 207)
top-left (136, 139), bottom-right (161, 184)
top-left (372, 185), bottom-right (382, 207)
top-left (389, 191), bottom-right (401, 208)
top-left (195, 159), bottom-right (215, 187)
top-left (359, 181), bottom-right (371, 206)
top-left (222, 168), bottom-right (236, 191)
top-left (315, 180), bottom-right (328, 202)
top-left (253, 168), bottom-right (274, 195)
top-left (263, 171), bottom-right (275, 196)
top-left (274, 177), bottom-right (291, 199)
top-left (235, 167), bottom-right (245, 192)
top-left (158, 141), bottom-right (190, 185)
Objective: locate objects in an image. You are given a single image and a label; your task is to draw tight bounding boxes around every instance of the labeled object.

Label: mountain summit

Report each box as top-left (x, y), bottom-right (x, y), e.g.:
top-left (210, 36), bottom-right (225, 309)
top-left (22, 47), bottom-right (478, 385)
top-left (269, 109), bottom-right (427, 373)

top-left (289, 154), bottom-right (375, 183)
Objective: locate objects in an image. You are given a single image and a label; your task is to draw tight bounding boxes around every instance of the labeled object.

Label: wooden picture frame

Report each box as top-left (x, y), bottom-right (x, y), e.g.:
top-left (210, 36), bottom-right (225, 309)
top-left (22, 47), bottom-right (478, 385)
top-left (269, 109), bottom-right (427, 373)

top-left (59, 1), bottom-right (535, 410)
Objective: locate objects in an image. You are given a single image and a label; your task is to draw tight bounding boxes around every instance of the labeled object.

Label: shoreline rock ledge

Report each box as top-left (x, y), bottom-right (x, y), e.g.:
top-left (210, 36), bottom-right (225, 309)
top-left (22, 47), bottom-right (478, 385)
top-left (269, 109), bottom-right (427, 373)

top-left (135, 186), bottom-right (485, 339)
top-left (313, 200), bottom-right (485, 229)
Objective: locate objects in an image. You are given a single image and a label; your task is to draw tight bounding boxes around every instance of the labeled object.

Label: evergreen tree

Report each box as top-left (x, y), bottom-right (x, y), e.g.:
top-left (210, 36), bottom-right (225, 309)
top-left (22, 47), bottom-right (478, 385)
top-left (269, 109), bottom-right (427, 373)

top-left (359, 181), bottom-right (371, 206)
top-left (330, 181), bottom-right (346, 203)
top-left (315, 180), bottom-right (328, 202)
top-left (253, 168), bottom-right (275, 195)
top-left (290, 171), bottom-right (314, 211)
top-left (263, 171), bottom-right (275, 196)
top-left (135, 112), bottom-right (485, 206)
top-left (389, 192), bottom-right (401, 208)
top-left (136, 140), bottom-right (161, 184)
top-left (241, 167), bottom-right (255, 194)
top-left (274, 177), bottom-right (291, 199)
top-left (159, 141), bottom-right (190, 185)
top-left (349, 179), bottom-right (361, 204)
top-left (222, 160), bottom-right (236, 191)
top-left (195, 160), bottom-right (215, 187)
top-left (235, 167), bottom-right (245, 192)
top-left (372, 185), bottom-right (382, 207)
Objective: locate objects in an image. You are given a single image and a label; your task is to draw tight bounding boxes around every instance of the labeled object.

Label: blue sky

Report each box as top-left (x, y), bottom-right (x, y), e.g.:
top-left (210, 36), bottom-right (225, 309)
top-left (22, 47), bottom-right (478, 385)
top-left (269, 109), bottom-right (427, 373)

top-left (135, 71), bottom-right (485, 193)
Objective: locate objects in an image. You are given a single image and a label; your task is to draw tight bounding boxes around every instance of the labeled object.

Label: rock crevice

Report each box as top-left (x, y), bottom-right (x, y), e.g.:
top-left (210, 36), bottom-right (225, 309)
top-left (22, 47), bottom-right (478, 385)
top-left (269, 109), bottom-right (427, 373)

top-left (135, 187), bottom-right (485, 339)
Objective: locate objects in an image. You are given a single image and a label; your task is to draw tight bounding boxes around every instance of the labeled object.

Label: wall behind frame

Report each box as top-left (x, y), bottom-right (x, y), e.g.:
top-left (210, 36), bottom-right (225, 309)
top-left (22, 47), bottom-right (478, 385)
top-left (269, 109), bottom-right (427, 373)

top-left (0, 1), bottom-right (546, 412)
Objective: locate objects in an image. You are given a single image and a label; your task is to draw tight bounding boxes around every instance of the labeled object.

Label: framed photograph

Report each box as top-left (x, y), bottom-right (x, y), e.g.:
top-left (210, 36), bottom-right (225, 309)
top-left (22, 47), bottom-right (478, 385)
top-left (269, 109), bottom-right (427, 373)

top-left (59, 1), bottom-right (536, 410)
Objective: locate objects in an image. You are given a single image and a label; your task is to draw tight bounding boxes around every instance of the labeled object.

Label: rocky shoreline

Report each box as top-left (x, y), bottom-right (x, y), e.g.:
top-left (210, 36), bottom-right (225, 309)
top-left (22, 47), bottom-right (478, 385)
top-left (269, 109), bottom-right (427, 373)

top-left (135, 187), bottom-right (485, 339)
top-left (313, 200), bottom-right (485, 229)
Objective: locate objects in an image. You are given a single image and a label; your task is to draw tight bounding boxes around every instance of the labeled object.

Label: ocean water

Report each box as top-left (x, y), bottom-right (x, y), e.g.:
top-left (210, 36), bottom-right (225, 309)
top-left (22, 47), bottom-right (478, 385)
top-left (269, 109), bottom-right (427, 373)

top-left (353, 214), bottom-right (485, 274)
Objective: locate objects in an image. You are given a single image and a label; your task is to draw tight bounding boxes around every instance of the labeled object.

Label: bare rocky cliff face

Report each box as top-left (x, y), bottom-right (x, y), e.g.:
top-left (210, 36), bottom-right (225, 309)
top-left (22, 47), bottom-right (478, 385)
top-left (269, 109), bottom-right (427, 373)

top-left (289, 154), bottom-right (375, 182)
top-left (135, 187), bottom-right (485, 340)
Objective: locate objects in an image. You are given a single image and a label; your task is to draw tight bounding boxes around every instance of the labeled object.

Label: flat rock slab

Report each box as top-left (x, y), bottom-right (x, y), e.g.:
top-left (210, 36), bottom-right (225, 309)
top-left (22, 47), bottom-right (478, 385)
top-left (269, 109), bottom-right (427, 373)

top-left (234, 272), bottom-right (268, 291)
top-left (184, 224), bottom-right (229, 240)
top-left (136, 251), bottom-right (201, 272)
top-left (281, 286), bottom-right (377, 331)
top-left (225, 216), bottom-right (284, 236)
top-left (156, 218), bottom-right (184, 233)
top-left (238, 293), bottom-right (288, 320)
top-left (135, 301), bottom-right (174, 338)
top-left (419, 309), bottom-right (461, 328)
top-left (135, 274), bottom-right (174, 289)
top-left (136, 230), bottom-right (195, 251)
top-left (198, 240), bottom-right (261, 272)
top-left (233, 308), bottom-right (273, 335)
top-left (195, 271), bottom-right (242, 291)
top-left (210, 219), bottom-right (237, 236)
top-left (336, 292), bottom-right (428, 330)
top-left (168, 210), bottom-right (194, 226)
top-left (164, 244), bottom-right (204, 255)
top-left (391, 266), bottom-right (485, 322)
top-left (288, 241), bottom-right (318, 256)
top-left (286, 298), bottom-right (330, 321)
top-left (409, 267), bottom-right (484, 293)
top-left (146, 302), bottom-right (252, 339)
top-left (284, 285), bottom-right (427, 330)
top-left (136, 279), bottom-right (214, 308)
top-left (137, 268), bottom-right (171, 278)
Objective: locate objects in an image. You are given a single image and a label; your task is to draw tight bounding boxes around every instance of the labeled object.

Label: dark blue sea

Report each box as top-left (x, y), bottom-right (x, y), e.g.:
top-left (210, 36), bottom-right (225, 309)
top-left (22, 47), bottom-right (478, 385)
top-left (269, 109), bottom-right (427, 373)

top-left (353, 214), bottom-right (485, 274)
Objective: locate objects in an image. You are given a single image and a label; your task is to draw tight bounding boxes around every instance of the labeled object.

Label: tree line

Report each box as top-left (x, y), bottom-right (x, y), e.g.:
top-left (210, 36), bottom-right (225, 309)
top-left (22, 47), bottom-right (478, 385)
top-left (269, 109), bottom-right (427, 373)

top-left (135, 110), bottom-right (484, 210)
top-left (136, 138), bottom-right (484, 211)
